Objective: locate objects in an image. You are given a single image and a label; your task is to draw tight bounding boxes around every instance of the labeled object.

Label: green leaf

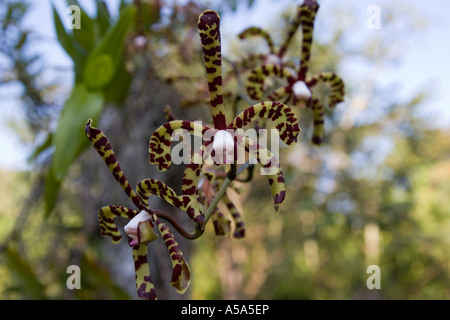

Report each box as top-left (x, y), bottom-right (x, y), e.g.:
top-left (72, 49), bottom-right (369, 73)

top-left (83, 5), bottom-right (135, 89)
top-left (44, 166), bottom-right (62, 217)
top-left (52, 83), bottom-right (104, 180)
top-left (84, 54), bottom-right (114, 89)
top-left (2, 246), bottom-right (47, 299)
top-left (96, 0), bottom-right (111, 36)
top-left (69, 2), bottom-right (96, 51)
top-left (103, 61), bottom-right (132, 105)
top-left (52, 4), bottom-right (87, 81)
top-left (28, 133), bottom-right (53, 162)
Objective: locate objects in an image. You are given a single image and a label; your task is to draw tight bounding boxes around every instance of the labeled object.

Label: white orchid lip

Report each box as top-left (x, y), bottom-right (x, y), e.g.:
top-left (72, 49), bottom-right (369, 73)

top-left (292, 81), bottom-right (312, 101)
top-left (264, 54), bottom-right (282, 65)
top-left (213, 130), bottom-right (235, 164)
top-left (124, 210), bottom-right (152, 243)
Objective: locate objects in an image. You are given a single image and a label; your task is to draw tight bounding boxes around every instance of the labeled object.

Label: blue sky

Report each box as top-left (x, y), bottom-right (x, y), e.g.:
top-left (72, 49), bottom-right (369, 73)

top-left (1, 0), bottom-right (449, 170)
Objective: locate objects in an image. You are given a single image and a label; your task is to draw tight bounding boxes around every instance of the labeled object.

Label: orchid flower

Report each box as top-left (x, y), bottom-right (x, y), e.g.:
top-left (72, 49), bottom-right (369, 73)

top-left (236, 1), bottom-right (308, 70)
top-left (85, 119), bottom-right (191, 300)
top-left (148, 10), bottom-right (301, 224)
top-left (245, 0), bottom-right (345, 144)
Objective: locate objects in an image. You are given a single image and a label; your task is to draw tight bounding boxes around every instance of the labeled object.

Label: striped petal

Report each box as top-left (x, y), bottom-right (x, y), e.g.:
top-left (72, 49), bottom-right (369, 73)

top-left (181, 142), bottom-right (211, 197)
top-left (278, 4), bottom-right (304, 57)
top-left (233, 53), bottom-right (267, 72)
top-left (297, 0), bottom-right (320, 80)
top-left (85, 119), bottom-right (143, 209)
top-left (211, 206), bottom-right (232, 237)
top-left (183, 136), bottom-right (287, 215)
top-left (310, 96), bottom-right (325, 145)
top-left (148, 120), bottom-right (210, 172)
top-left (152, 214), bottom-right (191, 294)
top-left (306, 72), bottom-right (345, 108)
top-left (133, 244), bottom-right (157, 300)
top-left (200, 171), bottom-right (232, 236)
top-left (228, 101), bottom-right (301, 146)
top-left (238, 26), bottom-right (275, 54)
top-left (136, 178), bottom-right (204, 225)
top-left (239, 134), bottom-right (286, 215)
top-left (246, 64), bottom-right (296, 101)
top-left (267, 85), bottom-right (291, 103)
top-left (198, 10), bottom-right (227, 130)
top-left (163, 105), bottom-right (176, 121)
top-left (97, 206), bottom-right (138, 243)
top-left (221, 193), bottom-right (245, 239)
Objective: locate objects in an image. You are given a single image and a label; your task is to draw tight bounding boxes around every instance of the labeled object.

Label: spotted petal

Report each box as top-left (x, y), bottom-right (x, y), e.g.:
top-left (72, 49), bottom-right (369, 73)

top-left (239, 133), bottom-right (286, 214)
top-left (306, 72), bottom-right (345, 108)
top-left (198, 10), bottom-right (227, 130)
top-left (228, 101), bottom-right (301, 146)
top-left (239, 26), bottom-right (275, 54)
top-left (246, 64), bottom-right (296, 101)
top-left (97, 206), bottom-right (138, 243)
top-left (297, 0), bottom-right (320, 80)
top-left (85, 119), bottom-right (143, 209)
top-left (136, 178), bottom-right (204, 225)
top-left (133, 244), bottom-right (157, 300)
top-left (152, 214), bottom-right (191, 294)
top-left (310, 96), bottom-right (325, 145)
top-left (221, 193), bottom-right (245, 239)
top-left (149, 120), bottom-right (210, 172)
top-left (278, 4), bottom-right (304, 57)
top-left (182, 135), bottom-right (287, 215)
top-left (267, 86), bottom-right (291, 103)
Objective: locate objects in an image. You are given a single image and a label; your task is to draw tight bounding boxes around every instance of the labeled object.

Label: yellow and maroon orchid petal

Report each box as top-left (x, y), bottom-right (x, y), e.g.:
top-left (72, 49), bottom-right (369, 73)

top-left (278, 4), bottom-right (303, 57)
top-left (233, 53), bottom-right (267, 72)
top-left (267, 86), bottom-right (291, 103)
top-left (229, 101), bottom-right (301, 146)
top-left (297, 0), bottom-right (320, 80)
top-left (200, 171), bottom-right (232, 236)
top-left (181, 142), bottom-right (212, 197)
top-left (137, 219), bottom-right (160, 244)
top-left (238, 134), bottom-right (286, 215)
top-left (310, 96), bottom-right (325, 145)
top-left (238, 26), bottom-right (275, 54)
top-left (152, 214), bottom-right (191, 294)
top-left (85, 119), bottom-right (143, 209)
top-left (211, 206), bottom-right (232, 237)
top-left (221, 193), bottom-right (245, 239)
top-left (148, 120), bottom-right (210, 172)
top-left (306, 72), bottom-right (345, 108)
top-left (163, 105), bottom-right (176, 121)
top-left (198, 10), bottom-right (227, 130)
top-left (136, 178), bottom-right (204, 225)
top-left (246, 64), bottom-right (297, 101)
top-left (132, 244), bottom-right (157, 300)
top-left (97, 206), bottom-right (138, 243)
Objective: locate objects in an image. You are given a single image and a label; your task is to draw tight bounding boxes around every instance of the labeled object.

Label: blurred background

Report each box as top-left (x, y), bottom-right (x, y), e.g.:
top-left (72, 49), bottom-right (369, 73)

top-left (0, 0), bottom-right (449, 299)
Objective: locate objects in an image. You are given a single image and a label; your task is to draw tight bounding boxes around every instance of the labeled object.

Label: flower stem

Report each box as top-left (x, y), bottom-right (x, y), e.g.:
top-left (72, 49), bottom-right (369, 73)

top-left (203, 162), bottom-right (251, 228)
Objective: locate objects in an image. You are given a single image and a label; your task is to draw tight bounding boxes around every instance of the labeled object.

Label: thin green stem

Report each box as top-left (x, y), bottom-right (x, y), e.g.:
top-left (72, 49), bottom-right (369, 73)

top-left (203, 162), bottom-right (251, 228)
top-left (153, 209), bottom-right (204, 240)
